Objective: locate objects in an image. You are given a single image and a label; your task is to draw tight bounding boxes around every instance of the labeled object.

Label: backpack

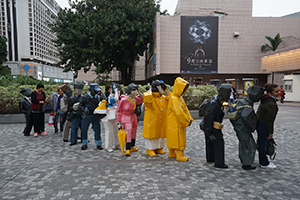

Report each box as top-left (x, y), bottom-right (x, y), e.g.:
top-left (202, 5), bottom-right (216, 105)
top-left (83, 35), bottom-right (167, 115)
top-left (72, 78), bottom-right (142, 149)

top-left (267, 138), bottom-right (277, 160)
top-left (240, 107), bottom-right (257, 132)
top-left (227, 104), bottom-right (252, 121)
top-left (198, 96), bottom-right (216, 117)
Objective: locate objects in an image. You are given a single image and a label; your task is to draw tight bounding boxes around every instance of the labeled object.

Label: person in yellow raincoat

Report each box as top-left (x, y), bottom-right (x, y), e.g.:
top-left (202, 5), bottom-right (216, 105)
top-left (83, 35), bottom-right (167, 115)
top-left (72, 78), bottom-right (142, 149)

top-left (166, 77), bottom-right (194, 161)
top-left (142, 80), bottom-right (171, 157)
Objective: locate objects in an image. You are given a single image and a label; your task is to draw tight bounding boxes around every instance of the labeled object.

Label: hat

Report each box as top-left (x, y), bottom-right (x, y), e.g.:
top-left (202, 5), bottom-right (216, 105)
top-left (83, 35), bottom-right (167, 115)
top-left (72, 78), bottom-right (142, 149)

top-left (61, 85), bottom-right (71, 93)
top-left (89, 83), bottom-right (101, 92)
top-left (20, 87), bottom-right (31, 97)
top-left (73, 81), bottom-right (84, 89)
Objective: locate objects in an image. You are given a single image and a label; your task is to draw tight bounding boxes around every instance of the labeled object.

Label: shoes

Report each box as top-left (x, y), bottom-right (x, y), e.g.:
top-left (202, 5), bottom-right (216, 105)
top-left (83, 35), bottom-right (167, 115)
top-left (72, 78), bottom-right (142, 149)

top-left (130, 146), bottom-right (139, 152)
top-left (261, 163), bottom-right (276, 169)
top-left (34, 132), bottom-right (38, 137)
top-left (81, 145), bottom-right (88, 150)
top-left (41, 132), bottom-right (47, 136)
top-left (154, 148), bottom-right (166, 155)
top-left (242, 165), bottom-right (256, 170)
top-left (70, 142), bottom-right (77, 146)
top-left (60, 132), bottom-right (63, 137)
top-left (24, 134), bottom-right (30, 136)
top-left (214, 164), bottom-right (228, 169)
top-left (146, 149), bottom-right (157, 157)
top-left (125, 150), bottom-right (131, 156)
top-left (106, 148), bottom-right (113, 153)
top-left (97, 145), bottom-right (103, 150)
top-left (63, 139), bottom-right (68, 142)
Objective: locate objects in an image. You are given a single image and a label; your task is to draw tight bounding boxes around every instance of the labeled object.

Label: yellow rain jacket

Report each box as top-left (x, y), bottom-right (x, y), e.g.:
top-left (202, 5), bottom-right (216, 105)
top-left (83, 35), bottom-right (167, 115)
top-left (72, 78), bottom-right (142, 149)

top-left (142, 91), bottom-right (171, 139)
top-left (166, 77), bottom-right (194, 150)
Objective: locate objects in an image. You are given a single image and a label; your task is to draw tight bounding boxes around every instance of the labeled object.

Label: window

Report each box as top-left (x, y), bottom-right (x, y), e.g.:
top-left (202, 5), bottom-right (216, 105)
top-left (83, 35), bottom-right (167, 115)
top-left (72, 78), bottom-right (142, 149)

top-left (284, 80), bottom-right (292, 92)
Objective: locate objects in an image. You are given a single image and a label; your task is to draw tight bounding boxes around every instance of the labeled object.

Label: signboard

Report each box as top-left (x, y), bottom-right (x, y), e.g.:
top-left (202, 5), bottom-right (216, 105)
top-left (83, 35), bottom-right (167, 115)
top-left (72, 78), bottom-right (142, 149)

top-left (37, 71), bottom-right (43, 80)
top-left (19, 63), bottom-right (38, 78)
top-left (244, 80), bottom-right (254, 95)
top-left (181, 16), bottom-right (218, 73)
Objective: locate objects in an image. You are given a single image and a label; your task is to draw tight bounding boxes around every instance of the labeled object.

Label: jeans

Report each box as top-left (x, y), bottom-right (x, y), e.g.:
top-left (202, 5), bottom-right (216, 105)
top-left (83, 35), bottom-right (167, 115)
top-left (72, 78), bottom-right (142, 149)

top-left (81, 114), bottom-right (102, 146)
top-left (59, 110), bottom-right (67, 132)
top-left (70, 116), bottom-right (81, 144)
top-left (256, 120), bottom-right (270, 166)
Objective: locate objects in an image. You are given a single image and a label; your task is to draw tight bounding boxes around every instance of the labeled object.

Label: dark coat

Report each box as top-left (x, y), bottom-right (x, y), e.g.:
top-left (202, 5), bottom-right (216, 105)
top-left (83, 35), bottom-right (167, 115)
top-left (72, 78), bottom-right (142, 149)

top-left (67, 94), bottom-right (82, 120)
top-left (79, 93), bottom-right (106, 115)
top-left (256, 95), bottom-right (278, 135)
top-left (19, 98), bottom-right (31, 116)
top-left (204, 98), bottom-right (224, 136)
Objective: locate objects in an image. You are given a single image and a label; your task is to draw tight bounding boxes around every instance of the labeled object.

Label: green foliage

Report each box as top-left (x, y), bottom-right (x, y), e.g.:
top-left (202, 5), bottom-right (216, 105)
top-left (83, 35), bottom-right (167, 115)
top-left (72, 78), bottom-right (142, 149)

top-left (1, 83), bottom-right (217, 114)
top-left (49, 0), bottom-right (163, 85)
top-left (261, 33), bottom-right (282, 52)
top-left (0, 75), bottom-right (58, 87)
top-left (0, 36), bottom-right (7, 64)
top-left (0, 65), bottom-right (11, 76)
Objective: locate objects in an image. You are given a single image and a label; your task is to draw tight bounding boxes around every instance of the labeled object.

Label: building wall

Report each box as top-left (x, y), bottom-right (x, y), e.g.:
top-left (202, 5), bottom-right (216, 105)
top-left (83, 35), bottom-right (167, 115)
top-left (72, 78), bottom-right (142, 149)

top-left (175, 0), bottom-right (252, 17)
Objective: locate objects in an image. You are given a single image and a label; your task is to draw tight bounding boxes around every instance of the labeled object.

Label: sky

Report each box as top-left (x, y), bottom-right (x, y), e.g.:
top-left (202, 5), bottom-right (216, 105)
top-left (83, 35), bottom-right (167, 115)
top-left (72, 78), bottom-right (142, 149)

top-left (55, 0), bottom-right (300, 17)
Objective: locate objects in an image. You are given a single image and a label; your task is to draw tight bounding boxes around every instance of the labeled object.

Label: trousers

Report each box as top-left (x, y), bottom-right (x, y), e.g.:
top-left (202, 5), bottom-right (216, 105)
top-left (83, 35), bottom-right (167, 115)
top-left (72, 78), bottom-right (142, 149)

top-left (256, 120), bottom-right (270, 166)
top-left (81, 114), bottom-right (101, 146)
top-left (204, 129), bottom-right (225, 167)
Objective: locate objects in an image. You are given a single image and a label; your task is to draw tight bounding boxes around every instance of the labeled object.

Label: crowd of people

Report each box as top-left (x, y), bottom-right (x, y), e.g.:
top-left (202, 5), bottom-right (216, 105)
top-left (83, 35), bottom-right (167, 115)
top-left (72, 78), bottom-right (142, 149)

top-left (19, 78), bottom-right (280, 170)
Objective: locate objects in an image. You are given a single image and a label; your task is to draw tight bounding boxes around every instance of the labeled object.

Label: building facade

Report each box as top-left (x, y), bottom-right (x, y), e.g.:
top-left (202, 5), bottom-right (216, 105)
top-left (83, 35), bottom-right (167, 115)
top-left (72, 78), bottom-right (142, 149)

top-left (0, 0), bottom-right (73, 82)
top-left (142, 0), bottom-right (300, 96)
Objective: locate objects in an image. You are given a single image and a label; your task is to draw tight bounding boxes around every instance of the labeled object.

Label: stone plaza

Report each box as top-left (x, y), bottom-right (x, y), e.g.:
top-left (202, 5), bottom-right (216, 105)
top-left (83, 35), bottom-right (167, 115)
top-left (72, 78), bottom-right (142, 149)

top-left (0, 103), bottom-right (299, 199)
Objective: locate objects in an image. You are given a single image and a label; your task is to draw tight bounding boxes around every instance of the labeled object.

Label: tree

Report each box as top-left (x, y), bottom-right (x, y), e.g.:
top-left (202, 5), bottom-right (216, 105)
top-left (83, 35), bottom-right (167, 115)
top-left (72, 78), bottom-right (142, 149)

top-left (0, 36), bottom-right (8, 64)
top-left (50, 0), bottom-right (166, 85)
top-left (261, 33), bottom-right (282, 52)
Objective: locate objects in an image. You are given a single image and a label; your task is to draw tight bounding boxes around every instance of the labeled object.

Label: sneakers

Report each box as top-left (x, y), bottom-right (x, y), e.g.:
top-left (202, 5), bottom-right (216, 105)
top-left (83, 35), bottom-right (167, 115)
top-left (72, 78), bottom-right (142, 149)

top-left (261, 163), bottom-right (276, 169)
top-left (41, 132), bottom-right (47, 136)
top-left (106, 148), bottom-right (113, 153)
top-left (34, 132), bottom-right (38, 137)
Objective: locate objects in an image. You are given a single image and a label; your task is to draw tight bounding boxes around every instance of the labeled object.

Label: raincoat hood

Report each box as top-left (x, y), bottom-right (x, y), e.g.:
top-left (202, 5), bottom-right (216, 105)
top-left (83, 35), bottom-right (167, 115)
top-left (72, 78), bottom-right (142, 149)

top-left (172, 77), bottom-right (189, 96)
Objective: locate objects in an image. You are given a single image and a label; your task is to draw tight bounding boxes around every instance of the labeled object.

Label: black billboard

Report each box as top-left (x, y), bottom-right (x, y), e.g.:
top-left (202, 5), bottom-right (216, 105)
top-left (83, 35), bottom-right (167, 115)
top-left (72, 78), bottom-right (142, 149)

top-left (181, 16), bottom-right (218, 73)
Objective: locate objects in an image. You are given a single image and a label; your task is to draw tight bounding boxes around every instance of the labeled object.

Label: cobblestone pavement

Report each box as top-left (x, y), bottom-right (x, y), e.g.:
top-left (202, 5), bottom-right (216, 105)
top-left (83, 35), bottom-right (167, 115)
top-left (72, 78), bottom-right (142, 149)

top-left (0, 105), bottom-right (300, 199)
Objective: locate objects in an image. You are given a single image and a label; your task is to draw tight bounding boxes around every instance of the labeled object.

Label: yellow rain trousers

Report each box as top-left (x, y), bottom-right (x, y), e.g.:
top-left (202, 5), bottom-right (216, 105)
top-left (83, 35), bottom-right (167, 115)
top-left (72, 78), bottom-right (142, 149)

top-left (166, 77), bottom-right (194, 151)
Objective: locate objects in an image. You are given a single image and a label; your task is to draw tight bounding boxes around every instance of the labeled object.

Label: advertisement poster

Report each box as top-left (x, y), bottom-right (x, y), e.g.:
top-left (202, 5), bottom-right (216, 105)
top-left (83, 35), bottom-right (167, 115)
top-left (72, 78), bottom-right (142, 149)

top-left (19, 63), bottom-right (38, 78)
top-left (181, 16), bottom-right (218, 73)
top-left (244, 80), bottom-right (254, 95)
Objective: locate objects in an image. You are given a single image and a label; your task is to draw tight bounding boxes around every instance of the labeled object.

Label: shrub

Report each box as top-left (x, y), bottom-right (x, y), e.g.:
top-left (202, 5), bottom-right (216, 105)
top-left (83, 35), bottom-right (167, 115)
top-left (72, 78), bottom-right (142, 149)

top-left (0, 83), bottom-right (217, 114)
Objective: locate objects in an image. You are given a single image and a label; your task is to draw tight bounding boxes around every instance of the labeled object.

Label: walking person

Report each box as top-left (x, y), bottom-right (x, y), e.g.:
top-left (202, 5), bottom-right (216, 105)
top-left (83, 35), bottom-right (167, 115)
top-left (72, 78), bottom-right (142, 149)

top-left (50, 86), bottom-right (61, 134)
top-left (279, 85), bottom-right (285, 103)
top-left (31, 83), bottom-right (48, 137)
top-left (19, 87), bottom-right (33, 136)
top-left (228, 82), bottom-right (237, 105)
top-left (256, 83), bottom-right (280, 169)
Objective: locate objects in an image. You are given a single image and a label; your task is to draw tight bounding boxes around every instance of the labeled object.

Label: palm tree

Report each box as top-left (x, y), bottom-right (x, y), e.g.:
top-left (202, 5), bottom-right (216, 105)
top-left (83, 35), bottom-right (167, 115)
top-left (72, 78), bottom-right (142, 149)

top-left (261, 33), bottom-right (282, 52)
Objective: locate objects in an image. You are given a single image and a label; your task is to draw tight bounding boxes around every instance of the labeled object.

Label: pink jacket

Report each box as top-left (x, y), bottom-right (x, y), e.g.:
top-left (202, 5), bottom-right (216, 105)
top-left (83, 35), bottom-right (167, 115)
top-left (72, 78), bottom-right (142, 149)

top-left (116, 95), bottom-right (143, 124)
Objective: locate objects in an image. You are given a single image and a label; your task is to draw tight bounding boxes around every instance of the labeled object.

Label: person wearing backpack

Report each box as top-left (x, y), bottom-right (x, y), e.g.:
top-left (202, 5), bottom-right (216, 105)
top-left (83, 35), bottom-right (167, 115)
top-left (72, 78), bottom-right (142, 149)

top-left (201, 84), bottom-right (231, 168)
top-left (256, 83), bottom-right (280, 169)
top-left (229, 86), bottom-right (264, 170)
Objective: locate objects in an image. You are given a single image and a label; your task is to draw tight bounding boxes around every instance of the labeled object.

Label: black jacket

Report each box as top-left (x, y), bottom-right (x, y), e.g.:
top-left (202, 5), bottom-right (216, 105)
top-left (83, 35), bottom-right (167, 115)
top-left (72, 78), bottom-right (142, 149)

top-left (79, 93), bottom-right (106, 115)
top-left (67, 94), bottom-right (82, 120)
top-left (19, 98), bottom-right (31, 116)
top-left (204, 98), bottom-right (224, 135)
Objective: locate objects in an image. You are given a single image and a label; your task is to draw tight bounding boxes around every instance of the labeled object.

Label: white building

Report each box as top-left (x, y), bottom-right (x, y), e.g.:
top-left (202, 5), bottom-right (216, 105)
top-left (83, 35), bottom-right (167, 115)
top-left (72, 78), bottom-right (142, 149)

top-left (0, 0), bottom-right (73, 82)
